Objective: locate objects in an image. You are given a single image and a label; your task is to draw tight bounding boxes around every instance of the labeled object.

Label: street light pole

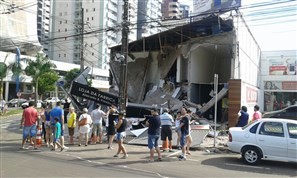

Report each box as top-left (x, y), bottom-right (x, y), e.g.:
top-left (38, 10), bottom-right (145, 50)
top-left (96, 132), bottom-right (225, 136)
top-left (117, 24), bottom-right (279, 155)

top-left (119, 0), bottom-right (129, 112)
top-left (80, 7), bottom-right (84, 72)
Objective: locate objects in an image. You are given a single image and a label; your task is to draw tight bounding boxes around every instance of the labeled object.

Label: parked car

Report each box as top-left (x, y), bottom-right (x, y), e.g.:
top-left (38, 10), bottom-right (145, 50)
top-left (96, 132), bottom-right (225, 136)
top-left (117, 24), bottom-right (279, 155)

top-left (44, 97), bottom-right (60, 104)
top-left (6, 98), bottom-right (27, 107)
top-left (22, 100), bottom-right (44, 109)
top-left (263, 105), bottom-right (297, 120)
top-left (228, 118), bottom-right (297, 165)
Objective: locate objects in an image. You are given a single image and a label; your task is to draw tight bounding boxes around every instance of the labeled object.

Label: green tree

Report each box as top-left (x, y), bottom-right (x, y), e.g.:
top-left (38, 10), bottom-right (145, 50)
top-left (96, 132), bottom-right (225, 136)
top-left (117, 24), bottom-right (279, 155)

top-left (0, 54), bottom-right (25, 100)
top-left (64, 68), bottom-right (80, 90)
top-left (0, 54), bottom-right (8, 100)
top-left (64, 68), bottom-right (92, 90)
top-left (36, 71), bottom-right (59, 100)
top-left (25, 53), bottom-right (56, 104)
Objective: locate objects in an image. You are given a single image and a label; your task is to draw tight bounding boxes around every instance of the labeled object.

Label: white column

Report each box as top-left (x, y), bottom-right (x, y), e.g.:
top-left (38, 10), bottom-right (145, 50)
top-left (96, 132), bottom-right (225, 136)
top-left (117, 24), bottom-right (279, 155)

top-left (5, 81), bottom-right (9, 101)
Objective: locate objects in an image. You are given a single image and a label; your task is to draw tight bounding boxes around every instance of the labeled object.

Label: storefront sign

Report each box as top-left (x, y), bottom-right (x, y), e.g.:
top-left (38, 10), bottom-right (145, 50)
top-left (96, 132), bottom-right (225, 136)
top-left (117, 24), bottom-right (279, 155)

top-left (282, 81), bottom-right (297, 90)
top-left (269, 57), bottom-right (296, 75)
top-left (246, 86), bottom-right (257, 103)
top-left (70, 82), bottom-right (118, 106)
top-left (265, 81), bottom-right (297, 91)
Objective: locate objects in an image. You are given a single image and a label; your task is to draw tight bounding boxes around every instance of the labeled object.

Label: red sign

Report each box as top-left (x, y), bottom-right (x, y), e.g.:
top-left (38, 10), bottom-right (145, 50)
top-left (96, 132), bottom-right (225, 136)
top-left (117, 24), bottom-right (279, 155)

top-left (282, 81), bottom-right (297, 90)
top-left (246, 87), bottom-right (258, 103)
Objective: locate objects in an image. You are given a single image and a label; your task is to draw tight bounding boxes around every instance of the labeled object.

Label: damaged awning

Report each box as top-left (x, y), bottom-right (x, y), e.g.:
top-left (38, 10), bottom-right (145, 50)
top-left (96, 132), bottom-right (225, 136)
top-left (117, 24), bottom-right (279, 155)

top-left (110, 15), bottom-right (233, 53)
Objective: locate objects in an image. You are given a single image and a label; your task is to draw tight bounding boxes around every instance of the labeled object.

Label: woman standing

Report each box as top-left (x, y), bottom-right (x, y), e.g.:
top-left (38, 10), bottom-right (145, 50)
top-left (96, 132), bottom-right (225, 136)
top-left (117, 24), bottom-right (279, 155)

top-left (107, 108), bottom-right (117, 149)
top-left (113, 112), bottom-right (128, 158)
top-left (44, 104), bottom-right (52, 147)
top-left (78, 108), bottom-right (92, 146)
top-left (67, 107), bottom-right (76, 145)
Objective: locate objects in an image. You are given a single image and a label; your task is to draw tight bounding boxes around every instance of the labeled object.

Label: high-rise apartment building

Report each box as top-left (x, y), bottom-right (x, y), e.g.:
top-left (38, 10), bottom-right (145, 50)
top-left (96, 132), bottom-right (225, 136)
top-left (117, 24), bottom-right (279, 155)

top-left (137, 0), bottom-right (162, 39)
top-left (48, 0), bottom-right (139, 70)
top-left (37, 0), bottom-right (50, 55)
top-left (161, 0), bottom-right (189, 20)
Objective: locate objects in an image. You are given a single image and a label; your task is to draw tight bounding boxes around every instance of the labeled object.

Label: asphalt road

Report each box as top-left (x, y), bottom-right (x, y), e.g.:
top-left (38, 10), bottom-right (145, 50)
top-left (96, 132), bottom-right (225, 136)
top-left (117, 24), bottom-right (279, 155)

top-left (1, 115), bottom-right (296, 177)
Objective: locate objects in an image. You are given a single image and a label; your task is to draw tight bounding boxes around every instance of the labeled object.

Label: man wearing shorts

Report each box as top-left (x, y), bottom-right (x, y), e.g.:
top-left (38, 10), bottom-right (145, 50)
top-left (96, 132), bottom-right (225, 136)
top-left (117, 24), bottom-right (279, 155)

top-left (160, 108), bottom-right (174, 152)
top-left (20, 101), bottom-right (39, 149)
top-left (146, 108), bottom-right (162, 162)
top-left (50, 101), bottom-right (68, 149)
top-left (91, 104), bottom-right (106, 144)
top-left (178, 107), bottom-right (190, 160)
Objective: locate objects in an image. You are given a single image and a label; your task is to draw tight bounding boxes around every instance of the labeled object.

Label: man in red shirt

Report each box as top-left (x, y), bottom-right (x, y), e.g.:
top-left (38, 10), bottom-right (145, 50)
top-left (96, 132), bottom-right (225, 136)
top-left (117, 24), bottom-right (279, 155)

top-left (20, 101), bottom-right (39, 149)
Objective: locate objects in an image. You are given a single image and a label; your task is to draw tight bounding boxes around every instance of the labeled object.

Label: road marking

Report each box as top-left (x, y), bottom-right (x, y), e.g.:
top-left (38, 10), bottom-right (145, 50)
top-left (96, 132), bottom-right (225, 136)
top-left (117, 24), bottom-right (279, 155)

top-left (46, 151), bottom-right (167, 178)
top-left (166, 151), bottom-right (180, 157)
top-left (225, 163), bottom-right (271, 170)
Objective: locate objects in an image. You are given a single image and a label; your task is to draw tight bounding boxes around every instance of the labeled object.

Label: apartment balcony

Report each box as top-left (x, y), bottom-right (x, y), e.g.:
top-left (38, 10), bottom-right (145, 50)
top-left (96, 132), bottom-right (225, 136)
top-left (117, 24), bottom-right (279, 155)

top-left (107, 12), bottom-right (117, 22)
top-left (107, 3), bottom-right (117, 13)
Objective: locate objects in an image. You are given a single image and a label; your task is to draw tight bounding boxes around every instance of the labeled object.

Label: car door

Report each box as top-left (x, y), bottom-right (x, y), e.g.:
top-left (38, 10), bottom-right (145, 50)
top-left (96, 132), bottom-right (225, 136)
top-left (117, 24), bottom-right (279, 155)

top-left (257, 121), bottom-right (287, 158)
top-left (286, 123), bottom-right (297, 160)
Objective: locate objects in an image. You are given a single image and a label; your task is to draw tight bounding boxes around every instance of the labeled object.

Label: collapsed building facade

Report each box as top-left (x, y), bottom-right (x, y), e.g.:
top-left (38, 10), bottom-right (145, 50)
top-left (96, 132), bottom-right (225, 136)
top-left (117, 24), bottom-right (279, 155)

top-left (110, 13), bottom-right (261, 127)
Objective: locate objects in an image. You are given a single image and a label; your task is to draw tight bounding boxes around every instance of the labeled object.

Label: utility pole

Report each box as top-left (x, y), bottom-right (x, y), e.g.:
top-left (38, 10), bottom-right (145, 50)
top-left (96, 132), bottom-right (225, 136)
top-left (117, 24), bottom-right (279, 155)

top-left (119, 0), bottom-right (129, 112)
top-left (80, 8), bottom-right (84, 72)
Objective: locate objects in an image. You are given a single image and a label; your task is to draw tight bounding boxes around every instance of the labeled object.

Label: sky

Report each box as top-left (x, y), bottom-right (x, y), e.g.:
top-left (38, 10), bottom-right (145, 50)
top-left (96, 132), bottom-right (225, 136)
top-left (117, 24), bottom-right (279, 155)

top-left (178, 0), bottom-right (297, 51)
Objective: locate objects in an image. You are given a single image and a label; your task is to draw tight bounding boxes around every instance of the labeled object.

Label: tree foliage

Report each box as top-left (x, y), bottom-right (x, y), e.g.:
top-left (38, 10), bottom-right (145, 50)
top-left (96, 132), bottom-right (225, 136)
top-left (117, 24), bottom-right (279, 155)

top-left (64, 68), bottom-right (80, 89)
top-left (25, 53), bottom-right (56, 102)
top-left (0, 54), bottom-right (8, 100)
top-left (64, 68), bottom-right (92, 90)
top-left (36, 71), bottom-right (59, 98)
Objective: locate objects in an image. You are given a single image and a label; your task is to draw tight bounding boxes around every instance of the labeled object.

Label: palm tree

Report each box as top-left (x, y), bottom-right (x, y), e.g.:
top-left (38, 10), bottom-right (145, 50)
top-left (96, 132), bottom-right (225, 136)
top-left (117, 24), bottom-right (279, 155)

top-left (0, 54), bottom-right (9, 100)
top-left (25, 53), bottom-right (56, 105)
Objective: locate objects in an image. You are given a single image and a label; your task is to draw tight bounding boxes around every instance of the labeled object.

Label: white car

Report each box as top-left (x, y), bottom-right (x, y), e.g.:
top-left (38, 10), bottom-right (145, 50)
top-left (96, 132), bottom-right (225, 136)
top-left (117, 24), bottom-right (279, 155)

top-left (22, 100), bottom-right (44, 109)
top-left (228, 118), bottom-right (297, 165)
top-left (44, 97), bottom-right (60, 104)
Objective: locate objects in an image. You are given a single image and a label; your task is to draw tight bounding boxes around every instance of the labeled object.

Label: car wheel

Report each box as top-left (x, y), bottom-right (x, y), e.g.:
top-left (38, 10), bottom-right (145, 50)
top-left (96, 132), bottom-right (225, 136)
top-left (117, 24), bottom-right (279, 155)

top-left (241, 146), bottom-right (261, 165)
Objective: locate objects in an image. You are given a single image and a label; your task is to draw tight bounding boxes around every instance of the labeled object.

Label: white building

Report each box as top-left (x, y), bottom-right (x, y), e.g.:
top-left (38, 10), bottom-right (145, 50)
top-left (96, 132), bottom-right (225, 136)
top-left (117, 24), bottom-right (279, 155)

top-left (260, 50), bottom-right (297, 112)
top-left (137, 0), bottom-right (162, 39)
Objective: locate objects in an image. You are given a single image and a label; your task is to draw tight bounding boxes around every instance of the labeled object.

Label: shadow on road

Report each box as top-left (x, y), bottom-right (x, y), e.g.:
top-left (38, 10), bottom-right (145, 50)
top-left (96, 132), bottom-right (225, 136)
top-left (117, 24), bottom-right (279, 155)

top-left (201, 156), bottom-right (297, 177)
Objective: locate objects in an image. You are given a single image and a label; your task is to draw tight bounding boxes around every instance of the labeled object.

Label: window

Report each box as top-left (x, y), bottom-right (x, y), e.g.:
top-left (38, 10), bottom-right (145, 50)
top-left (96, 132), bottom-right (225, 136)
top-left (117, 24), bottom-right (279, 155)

top-left (64, 54), bottom-right (66, 57)
top-left (59, 54), bottom-right (61, 57)
top-left (65, 20), bottom-right (67, 24)
top-left (287, 123), bottom-right (297, 139)
top-left (249, 123), bottom-right (259, 134)
top-left (86, 9), bottom-right (88, 13)
top-left (58, 29), bottom-right (60, 32)
top-left (259, 122), bottom-right (284, 137)
top-left (92, 17), bottom-right (94, 20)
top-left (87, 17), bottom-right (89, 21)
top-left (59, 12), bottom-right (62, 16)
top-left (92, 52), bottom-right (94, 56)
top-left (65, 28), bottom-right (67, 32)
top-left (93, 8), bottom-right (95, 11)
top-left (65, 37), bottom-right (67, 40)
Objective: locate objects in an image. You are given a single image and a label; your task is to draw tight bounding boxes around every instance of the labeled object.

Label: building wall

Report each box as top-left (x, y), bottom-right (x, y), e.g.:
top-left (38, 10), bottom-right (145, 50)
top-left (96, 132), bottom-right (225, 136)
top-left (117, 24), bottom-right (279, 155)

top-left (260, 50), bottom-right (297, 112)
top-left (137, 0), bottom-right (162, 39)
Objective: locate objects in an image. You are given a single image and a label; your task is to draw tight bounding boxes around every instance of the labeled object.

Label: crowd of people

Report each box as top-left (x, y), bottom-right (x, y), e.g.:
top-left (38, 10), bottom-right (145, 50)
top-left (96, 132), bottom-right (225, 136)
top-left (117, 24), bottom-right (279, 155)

top-left (20, 100), bottom-right (196, 161)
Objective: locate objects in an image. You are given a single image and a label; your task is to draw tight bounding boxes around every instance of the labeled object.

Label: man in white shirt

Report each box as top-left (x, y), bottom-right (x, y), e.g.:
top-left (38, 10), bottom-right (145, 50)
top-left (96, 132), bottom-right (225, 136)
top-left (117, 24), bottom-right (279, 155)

top-left (91, 104), bottom-right (106, 144)
top-left (160, 108), bottom-right (174, 152)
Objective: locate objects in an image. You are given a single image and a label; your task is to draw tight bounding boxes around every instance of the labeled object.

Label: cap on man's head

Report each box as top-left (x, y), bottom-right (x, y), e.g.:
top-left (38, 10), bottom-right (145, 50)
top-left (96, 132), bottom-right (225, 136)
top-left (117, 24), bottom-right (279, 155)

top-left (83, 108), bottom-right (88, 113)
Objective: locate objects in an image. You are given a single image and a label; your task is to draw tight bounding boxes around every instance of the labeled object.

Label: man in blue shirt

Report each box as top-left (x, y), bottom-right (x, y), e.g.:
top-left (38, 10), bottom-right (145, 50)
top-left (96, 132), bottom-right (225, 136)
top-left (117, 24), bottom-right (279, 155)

top-left (236, 106), bottom-right (249, 127)
top-left (50, 101), bottom-right (68, 149)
